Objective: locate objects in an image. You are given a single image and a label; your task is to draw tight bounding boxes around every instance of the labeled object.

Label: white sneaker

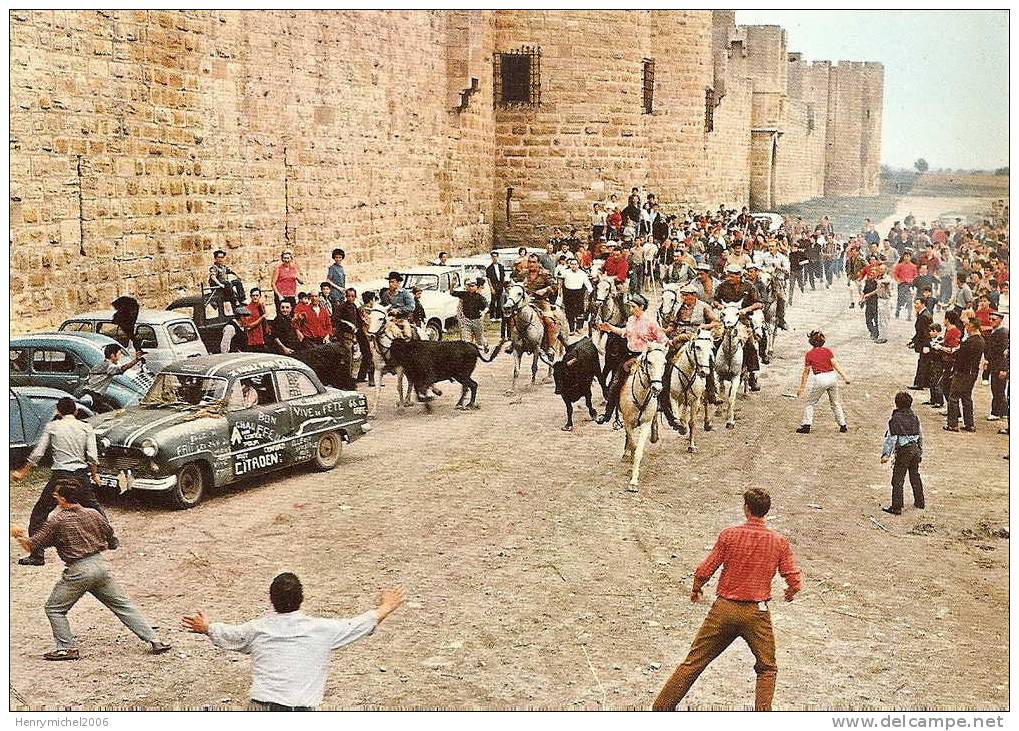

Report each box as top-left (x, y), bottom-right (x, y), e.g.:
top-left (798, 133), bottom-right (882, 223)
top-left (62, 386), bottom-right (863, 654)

top-left (987, 415), bottom-right (1001, 421)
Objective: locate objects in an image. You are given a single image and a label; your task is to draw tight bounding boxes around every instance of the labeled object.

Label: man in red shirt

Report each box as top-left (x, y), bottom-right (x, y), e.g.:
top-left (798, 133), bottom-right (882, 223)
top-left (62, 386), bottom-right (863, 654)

top-left (892, 254), bottom-right (918, 320)
top-left (653, 488), bottom-right (801, 711)
top-left (293, 292), bottom-right (332, 347)
top-left (601, 247), bottom-right (629, 286)
top-left (241, 288), bottom-right (270, 352)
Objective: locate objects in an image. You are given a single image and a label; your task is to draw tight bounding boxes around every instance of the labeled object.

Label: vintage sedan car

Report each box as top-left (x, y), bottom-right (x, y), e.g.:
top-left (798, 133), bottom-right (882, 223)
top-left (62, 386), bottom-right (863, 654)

top-left (59, 309), bottom-right (208, 373)
top-left (751, 212), bottom-right (786, 232)
top-left (10, 332), bottom-right (155, 410)
top-left (90, 353), bottom-right (371, 509)
top-left (389, 266), bottom-right (466, 340)
top-left (166, 289), bottom-right (248, 354)
top-left (491, 246), bottom-right (546, 269)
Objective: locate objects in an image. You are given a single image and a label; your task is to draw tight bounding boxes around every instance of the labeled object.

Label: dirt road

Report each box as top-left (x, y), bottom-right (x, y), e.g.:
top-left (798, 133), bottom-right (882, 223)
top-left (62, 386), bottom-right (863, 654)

top-left (9, 197), bottom-right (1008, 710)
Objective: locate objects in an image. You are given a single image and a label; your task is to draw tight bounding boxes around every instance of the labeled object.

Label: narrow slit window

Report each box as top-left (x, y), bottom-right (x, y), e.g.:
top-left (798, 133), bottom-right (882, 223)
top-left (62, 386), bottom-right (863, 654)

top-left (704, 88), bottom-right (716, 133)
top-left (642, 59), bottom-right (655, 114)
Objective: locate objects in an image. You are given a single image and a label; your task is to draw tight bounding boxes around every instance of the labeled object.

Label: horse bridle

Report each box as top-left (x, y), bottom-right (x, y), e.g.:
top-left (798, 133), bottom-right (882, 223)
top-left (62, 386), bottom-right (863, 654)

top-left (503, 284), bottom-right (526, 314)
top-left (630, 346), bottom-right (664, 423)
top-left (672, 335), bottom-right (714, 394)
top-left (658, 289), bottom-right (678, 322)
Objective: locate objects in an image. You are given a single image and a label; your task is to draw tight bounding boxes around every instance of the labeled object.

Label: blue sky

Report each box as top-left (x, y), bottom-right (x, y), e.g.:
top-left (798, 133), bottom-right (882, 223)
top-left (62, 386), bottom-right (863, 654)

top-left (736, 10), bottom-right (1009, 171)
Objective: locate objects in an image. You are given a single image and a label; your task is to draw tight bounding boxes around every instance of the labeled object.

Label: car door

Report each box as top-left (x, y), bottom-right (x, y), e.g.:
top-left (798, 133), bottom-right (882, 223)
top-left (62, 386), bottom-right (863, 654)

top-left (9, 347), bottom-right (31, 388)
top-left (273, 368), bottom-right (327, 464)
top-left (29, 347), bottom-right (86, 395)
top-left (225, 372), bottom-right (295, 480)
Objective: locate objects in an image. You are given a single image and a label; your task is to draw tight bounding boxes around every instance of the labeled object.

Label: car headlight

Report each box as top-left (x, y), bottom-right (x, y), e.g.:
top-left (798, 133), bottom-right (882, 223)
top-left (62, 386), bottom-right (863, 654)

top-left (140, 438), bottom-right (159, 457)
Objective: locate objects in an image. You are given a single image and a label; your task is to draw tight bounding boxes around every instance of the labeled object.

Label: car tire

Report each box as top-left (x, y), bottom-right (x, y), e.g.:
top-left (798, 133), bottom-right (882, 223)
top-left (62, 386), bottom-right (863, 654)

top-left (312, 432), bottom-right (343, 471)
top-left (168, 462), bottom-right (206, 510)
top-left (425, 321), bottom-right (442, 341)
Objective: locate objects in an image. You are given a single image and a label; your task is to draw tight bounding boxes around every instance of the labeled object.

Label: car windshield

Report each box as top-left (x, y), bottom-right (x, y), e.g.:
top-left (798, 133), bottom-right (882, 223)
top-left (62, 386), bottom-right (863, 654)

top-left (141, 372), bottom-right (228, 407)
top-left (402, 274), bottom-right (439, 291)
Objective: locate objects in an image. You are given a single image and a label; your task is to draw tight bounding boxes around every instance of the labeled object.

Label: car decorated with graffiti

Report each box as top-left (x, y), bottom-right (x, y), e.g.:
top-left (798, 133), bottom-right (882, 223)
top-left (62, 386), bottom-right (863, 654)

top-left (90, 353), bottom-right (371, 509)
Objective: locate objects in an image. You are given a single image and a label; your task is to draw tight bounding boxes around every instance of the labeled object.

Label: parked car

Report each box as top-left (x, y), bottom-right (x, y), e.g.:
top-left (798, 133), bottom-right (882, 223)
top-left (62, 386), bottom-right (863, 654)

top-left (90, 353), bottom-right (371, 509)
top-left (751, 212), bottom-right (785, 232)
top-left (491, 247), bottom-right (546, 269)
top-left (166, 289), bottom-right (248, 354)
top-left (10, 387), bottom-right (94, 468)
top-left (390, 266), bottom-right (466, 340)
top-left (10, 332), bottom-right (155, 409)
top-left (58, 309), bottom-right (207, 373)
top-left (427, 255), bottom-right (490, 283)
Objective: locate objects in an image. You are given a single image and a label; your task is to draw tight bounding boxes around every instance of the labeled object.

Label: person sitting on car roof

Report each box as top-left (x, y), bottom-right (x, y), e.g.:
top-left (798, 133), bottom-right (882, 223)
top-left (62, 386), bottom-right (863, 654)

top-left (208, 250), bottom-right (246, 307)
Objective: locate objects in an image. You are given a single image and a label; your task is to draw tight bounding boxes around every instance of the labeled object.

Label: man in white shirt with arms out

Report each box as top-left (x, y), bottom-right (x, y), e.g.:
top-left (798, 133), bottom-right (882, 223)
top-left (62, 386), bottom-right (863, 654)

top-left (182, 573), bottom-right (405, 710)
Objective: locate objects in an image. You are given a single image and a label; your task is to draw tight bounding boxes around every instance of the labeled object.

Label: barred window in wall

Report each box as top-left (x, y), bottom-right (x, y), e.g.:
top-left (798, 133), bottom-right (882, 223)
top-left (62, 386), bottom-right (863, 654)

top-left (642, 59), bottom-right (655, 114)
top-left (807, 104), bottom-right (815, 132)
top-left (704, 89), bottom-right (715, 133)
top-left (494, 46), bottom-right (541, 106)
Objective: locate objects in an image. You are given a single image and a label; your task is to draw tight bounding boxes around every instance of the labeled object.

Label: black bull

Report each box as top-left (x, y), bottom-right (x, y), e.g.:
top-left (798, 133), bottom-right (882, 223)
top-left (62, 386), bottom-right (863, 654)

top-left (552, 337), bottom-right (605, 431)
top-left (292, 343), bottom-right (356, 392)
top-left (389, 338), bottom-right (504, 411)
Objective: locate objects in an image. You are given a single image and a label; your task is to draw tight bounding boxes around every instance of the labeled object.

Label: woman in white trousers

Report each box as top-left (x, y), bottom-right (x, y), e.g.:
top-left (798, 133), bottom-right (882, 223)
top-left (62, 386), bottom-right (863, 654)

top-left (796, 330), bottom-right (852, 433)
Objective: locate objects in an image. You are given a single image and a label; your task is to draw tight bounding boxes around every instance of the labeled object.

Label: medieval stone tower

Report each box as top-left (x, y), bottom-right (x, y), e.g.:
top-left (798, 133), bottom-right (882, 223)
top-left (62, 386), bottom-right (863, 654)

top-left (9, 10), bottom-right (883, 331)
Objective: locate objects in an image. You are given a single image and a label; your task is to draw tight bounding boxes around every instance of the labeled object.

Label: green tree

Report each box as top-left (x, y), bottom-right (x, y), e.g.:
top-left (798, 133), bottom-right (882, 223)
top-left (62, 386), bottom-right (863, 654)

top-left (914, 158), bottom-right (929, 173)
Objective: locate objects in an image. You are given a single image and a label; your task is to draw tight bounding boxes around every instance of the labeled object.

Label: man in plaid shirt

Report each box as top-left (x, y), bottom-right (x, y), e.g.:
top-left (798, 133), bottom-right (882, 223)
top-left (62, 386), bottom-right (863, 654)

top-left (654, 488), bottom-right (801, 711)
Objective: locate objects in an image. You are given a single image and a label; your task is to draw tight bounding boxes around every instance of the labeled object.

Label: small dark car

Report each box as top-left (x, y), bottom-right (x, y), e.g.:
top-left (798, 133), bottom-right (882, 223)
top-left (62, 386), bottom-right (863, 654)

top-left (90, 353), bottom-right (371, 509)
top-left (166, 289), bottom-right (248, 354)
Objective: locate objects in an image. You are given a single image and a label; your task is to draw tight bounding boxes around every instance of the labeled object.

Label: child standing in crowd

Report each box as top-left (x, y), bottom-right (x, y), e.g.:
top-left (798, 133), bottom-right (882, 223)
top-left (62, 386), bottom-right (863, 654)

top-left (796, 330), bottom-right (851, 434)
top-left (880, 391), bottom-right (925, 515)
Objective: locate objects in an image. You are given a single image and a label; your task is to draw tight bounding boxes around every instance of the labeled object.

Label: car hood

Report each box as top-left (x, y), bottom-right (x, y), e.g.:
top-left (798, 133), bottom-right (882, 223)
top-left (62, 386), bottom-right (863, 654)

top-left (91, 404), bottom-right (225, 448)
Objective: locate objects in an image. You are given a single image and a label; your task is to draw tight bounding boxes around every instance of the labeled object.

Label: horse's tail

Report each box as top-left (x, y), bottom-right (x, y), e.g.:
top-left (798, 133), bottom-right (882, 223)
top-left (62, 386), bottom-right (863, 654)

top-left (476, 339), bottom-right (507, 363)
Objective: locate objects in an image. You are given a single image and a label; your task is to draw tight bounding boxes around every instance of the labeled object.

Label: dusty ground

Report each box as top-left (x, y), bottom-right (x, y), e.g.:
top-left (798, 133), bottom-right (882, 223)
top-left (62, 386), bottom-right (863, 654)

top-left (9, 196), bottom-right (1009, 711)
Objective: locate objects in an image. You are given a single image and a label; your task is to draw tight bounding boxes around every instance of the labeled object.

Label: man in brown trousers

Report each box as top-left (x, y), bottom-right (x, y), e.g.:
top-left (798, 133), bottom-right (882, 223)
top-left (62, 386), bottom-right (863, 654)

top-left (653, 488), bottom-right (801, 711)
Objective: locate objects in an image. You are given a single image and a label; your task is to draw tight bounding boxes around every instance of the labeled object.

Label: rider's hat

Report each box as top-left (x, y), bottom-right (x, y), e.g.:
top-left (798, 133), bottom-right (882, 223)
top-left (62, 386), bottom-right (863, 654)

top-left (680, 283), bottom-right (699, 294)
top-left (724, 263), bottom-right (743, 275)
top-left (387, 271), bottom-right (403, 282)
top-left (746, 262), bottom-right (761, 271)
top-left (629, 293), bottom-right (649, 310)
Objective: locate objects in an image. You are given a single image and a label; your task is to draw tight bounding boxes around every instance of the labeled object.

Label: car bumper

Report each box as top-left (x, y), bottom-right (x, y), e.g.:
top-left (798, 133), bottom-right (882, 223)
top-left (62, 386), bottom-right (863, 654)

top-left (98, 472), bottom-right (178, 493)
top-left (341, 420), bottom-right (371, 442)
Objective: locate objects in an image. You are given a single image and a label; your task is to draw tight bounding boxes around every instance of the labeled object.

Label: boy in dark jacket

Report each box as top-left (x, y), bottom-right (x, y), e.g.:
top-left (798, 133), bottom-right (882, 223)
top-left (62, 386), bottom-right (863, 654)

top-left (880, 391), bottom-right (925, 515)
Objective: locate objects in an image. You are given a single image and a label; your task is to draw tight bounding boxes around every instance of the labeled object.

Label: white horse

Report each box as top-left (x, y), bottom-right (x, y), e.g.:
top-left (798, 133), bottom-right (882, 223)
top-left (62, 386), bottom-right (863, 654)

top-left (713, 301), bottom-right (750, 429)
top-left (656, 283), bottom-right (682, 328)
top-left (619, 341), bottom-right (668, 489)
top-left (588, 277), bottom-right (629, 401)
top-left (668, 330), bottom-right (716, 452)
top-left (503, 283), bottom-right (568, 393)
top-left (764, 266), bottom-right (788, 361)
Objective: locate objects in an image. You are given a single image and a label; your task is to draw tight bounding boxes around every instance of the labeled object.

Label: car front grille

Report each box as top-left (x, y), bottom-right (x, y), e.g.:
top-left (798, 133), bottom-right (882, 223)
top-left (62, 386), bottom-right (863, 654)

top-left (100, 447), bottom-right (144, 473)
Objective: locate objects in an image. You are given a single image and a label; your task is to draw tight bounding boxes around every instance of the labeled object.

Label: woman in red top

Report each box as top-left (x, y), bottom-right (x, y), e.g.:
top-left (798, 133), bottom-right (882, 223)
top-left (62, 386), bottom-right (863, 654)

top-left (271, 249), bottom-right (303, 312)
top-left (795, 330), bottom-right (852, 434)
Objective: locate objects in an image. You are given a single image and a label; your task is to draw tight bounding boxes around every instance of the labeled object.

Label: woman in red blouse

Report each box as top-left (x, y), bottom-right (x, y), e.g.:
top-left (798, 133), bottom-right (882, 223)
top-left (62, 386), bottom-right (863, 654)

top-left (795, 330), bottom-right (852, 434)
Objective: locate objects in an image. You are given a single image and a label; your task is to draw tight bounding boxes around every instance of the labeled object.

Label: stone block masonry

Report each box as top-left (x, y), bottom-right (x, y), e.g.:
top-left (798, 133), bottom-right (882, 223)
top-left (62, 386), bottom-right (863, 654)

top-left (9, 10), bottom-right (883, 332)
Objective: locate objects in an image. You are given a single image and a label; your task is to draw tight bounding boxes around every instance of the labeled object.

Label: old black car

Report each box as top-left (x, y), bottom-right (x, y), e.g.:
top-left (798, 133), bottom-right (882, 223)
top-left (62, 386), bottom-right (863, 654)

top-left (91, 353), bottom-right (371, 509)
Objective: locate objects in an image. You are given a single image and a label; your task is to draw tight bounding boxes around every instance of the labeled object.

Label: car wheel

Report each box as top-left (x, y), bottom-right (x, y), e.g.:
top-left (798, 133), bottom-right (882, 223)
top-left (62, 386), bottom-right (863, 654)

top-left (425, 321), bottom-right (442, 341)
top-left (312, 432), bottom-right (343, 471)
top-left (169, 462), bottom-right (206, 510)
